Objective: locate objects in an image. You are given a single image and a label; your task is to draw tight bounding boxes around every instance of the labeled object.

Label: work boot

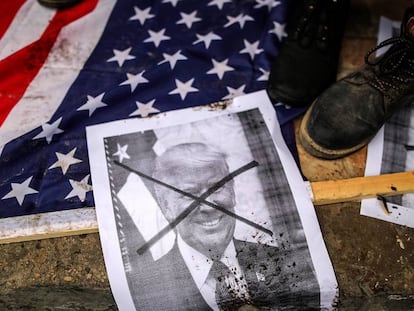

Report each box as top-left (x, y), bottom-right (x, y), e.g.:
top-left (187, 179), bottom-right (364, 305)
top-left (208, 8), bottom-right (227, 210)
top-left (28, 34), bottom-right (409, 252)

top-left (267, 0), bottom-right (350, 107)
top-left (299, 7), bottom-right (414, 159)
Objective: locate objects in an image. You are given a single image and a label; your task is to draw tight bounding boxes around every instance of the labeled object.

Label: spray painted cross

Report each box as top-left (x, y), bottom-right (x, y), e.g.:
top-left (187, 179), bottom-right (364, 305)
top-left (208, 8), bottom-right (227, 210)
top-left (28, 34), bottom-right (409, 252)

top-left (113, 160), bottom-right (273, 255)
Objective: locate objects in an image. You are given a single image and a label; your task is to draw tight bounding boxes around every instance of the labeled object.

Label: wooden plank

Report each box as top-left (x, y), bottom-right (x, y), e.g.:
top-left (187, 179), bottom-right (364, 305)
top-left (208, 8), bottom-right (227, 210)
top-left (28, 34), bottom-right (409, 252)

top-left (310, 171), bottom-right (414, 205)
top-left (0, 207), bottom-right (98, 244)
top-left (1, 171), bottom-right (414, 244)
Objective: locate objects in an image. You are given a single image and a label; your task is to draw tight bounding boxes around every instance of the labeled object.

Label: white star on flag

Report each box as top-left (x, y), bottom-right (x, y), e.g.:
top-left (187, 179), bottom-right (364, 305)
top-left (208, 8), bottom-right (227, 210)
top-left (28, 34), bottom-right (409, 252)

top-left (258, 68), bottom-right (269, 81)
top-left (208, 0), bottom-right (232, 9)
top-left (120, 72), bottom-right (149, 92)
top-left (223, 85), bottom-right (246, 99)
top-left (193, 32), bottom-right (222, 49)
top-left (177, 11), bottom-right (201, 28)
top-left (77, 93), bottom-right (107, 116)
top-left (33, 117), bottom-right (64, 144)
top-left (240, 39), bottom-right (263, 60)
top-left (130, 99), bottom-right (160, 117)
top-left (269, 21), bottom-right (287, 41)
top-left (224, 14), bottom-right (254, 28)
top-left (169, 78), bottom-right (198, 100)
top-left (49, 148), bottom-right (82, 175)
top-left (254, 0), bottom-right (281, 11)
top-left (158, 50), bottom-right (187, 69)
top-left (107, 47), bottom-right (135, 67)
top-left (113, 144), bottom-right (130, 163)
top-left (2, 176), bottom-right (38, 206)
top-left (65, 175), bottom-right (92, 202)
top-left (144, 29), bottom-right (170, 47)
top-left (129, 6), bottom-right (155, 25)
top-left (163, 0), bottom-right (181, 6)
top-left (207, 59), bottom-right (234, 79)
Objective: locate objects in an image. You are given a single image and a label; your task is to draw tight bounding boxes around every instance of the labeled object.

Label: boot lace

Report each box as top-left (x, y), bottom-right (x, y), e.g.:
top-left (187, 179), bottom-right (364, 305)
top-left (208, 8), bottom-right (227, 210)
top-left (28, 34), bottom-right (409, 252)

top-left (364, 36), bottom-right (414, 97)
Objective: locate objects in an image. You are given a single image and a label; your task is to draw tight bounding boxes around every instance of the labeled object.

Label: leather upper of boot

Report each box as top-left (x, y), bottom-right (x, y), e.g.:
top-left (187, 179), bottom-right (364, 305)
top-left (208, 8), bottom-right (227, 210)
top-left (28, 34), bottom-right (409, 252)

top-left (302, 7), bottom-right (414, 155)
top-left (267, 0), bottom-right (350, 107)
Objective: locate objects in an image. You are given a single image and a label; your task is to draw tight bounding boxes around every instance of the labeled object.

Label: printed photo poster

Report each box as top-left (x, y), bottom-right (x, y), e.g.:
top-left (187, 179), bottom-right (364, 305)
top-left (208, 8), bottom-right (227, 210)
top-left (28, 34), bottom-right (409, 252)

top-left (86, 90), bottom-right (337, 310)
top-left (362, 16), bottom-right (414, 228)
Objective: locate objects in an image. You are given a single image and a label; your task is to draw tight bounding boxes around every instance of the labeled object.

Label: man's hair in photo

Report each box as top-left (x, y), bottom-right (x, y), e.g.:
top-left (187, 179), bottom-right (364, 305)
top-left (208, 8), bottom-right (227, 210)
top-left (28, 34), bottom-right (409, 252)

top-left (152, 142), bottom-right (230, 210)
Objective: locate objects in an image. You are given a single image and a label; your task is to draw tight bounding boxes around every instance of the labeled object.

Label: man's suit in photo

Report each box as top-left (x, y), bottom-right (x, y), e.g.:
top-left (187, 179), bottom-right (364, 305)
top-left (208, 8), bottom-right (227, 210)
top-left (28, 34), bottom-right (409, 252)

top-left (128, 238), bottom-right (320, 311)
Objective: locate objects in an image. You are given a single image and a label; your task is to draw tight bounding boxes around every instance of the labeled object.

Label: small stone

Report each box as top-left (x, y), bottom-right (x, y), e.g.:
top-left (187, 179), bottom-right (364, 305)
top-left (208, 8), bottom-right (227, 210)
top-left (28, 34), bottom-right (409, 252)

top-left (63, 276), bottom-right (73, 282)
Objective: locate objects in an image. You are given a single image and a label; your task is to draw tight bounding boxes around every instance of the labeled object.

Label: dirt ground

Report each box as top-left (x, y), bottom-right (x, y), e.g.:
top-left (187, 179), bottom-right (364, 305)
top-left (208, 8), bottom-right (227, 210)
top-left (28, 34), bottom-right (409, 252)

top-left (1, 0), bottom-right (414, 310)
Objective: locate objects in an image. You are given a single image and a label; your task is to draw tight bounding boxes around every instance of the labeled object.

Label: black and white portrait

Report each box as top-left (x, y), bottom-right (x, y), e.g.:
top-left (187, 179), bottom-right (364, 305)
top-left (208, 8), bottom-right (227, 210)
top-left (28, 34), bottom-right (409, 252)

top-left (87, 91), bottom-right (337, 310)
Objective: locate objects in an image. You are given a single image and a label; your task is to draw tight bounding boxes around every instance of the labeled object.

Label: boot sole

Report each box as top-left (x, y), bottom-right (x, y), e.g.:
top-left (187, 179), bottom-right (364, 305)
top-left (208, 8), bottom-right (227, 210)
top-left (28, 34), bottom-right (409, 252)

top-left (299, 100), bottom-right (368, 160)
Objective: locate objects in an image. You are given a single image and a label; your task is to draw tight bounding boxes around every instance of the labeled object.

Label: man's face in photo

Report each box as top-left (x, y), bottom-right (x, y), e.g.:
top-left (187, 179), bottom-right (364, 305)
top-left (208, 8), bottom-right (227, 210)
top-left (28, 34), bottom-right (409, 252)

top-left (160, 158), bottom-right (236, 257)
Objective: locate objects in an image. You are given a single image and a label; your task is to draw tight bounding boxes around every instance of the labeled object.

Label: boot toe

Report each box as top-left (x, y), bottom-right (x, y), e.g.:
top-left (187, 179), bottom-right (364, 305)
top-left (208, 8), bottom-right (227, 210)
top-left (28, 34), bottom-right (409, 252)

top-left (300, 80), bottom-right (385, 159)
top-left (268, 42), bottom-right (336, 107)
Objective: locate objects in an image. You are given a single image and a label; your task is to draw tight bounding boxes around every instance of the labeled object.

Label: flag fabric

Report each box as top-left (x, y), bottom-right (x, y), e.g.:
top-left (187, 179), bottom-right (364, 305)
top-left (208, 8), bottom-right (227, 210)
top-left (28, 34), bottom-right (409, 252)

top-left (0, 0), bottom-right (302, 218)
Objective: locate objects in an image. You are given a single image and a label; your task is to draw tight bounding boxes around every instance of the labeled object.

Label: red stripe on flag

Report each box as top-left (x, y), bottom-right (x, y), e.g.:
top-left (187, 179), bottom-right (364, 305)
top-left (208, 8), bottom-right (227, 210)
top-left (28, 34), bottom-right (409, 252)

top-left (0, 0), bottom-right (98, 126)
top-left (0, 0), bottom-right (27, 40)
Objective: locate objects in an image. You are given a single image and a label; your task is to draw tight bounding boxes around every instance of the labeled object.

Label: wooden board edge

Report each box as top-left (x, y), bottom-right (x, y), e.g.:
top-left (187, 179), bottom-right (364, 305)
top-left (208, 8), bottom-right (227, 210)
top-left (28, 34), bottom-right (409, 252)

top-left (0, 207), bottom-right (98, 244)
top-left (311, 171), bottom-right (414, 205)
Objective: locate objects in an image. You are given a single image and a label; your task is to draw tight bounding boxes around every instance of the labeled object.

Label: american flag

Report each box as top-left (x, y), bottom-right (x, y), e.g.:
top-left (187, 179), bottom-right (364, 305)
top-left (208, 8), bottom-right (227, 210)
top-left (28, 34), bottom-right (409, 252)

top-left (0, 0), bottom-right (301, 218)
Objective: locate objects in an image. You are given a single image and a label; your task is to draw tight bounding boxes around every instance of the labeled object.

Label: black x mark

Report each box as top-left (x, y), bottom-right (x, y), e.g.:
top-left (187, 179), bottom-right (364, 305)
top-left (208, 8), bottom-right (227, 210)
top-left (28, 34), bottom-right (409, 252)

top-left (113, 160), bottom-right (273, 255)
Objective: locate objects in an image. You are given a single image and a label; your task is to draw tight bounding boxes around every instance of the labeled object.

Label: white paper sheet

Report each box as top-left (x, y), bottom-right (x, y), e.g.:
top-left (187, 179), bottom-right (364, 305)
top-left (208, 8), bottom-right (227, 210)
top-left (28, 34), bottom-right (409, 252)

top-left (87, 90), bottom-right (337, 310)
top-left (361, 16), bottom-right (414, 228)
